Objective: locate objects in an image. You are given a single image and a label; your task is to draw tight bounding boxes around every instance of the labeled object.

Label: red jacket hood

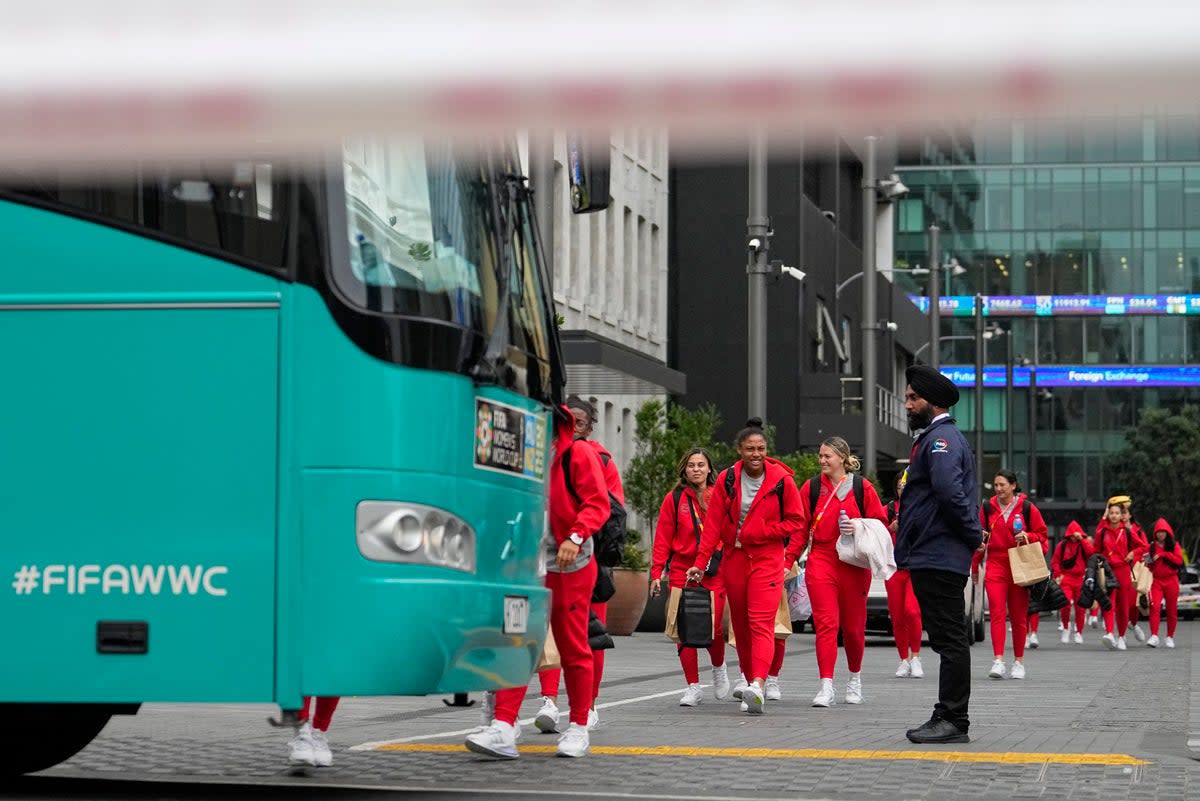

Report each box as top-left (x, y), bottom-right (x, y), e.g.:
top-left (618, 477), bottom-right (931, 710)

top-left (1065, 520), bottom-right (1085, 539)
top-left (1153, 517), bottom-right (1174, 537)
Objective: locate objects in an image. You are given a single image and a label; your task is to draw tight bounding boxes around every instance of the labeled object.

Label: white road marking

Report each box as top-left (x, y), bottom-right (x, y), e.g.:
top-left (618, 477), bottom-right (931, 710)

top-left (348, 685), bottom-right (709, 751)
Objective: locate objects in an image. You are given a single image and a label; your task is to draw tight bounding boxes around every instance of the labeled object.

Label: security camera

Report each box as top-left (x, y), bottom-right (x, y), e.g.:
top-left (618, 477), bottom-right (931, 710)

top-left (877, 174), bottom-right (909, 200)
top-left (821, 210), bottom-right (837, 223)
top-left (779, 264), bottom-right (806, 283)
top-left (748, 237), bottom-right (763, 252)
top-left (883, 321), bottom-right (899, 332)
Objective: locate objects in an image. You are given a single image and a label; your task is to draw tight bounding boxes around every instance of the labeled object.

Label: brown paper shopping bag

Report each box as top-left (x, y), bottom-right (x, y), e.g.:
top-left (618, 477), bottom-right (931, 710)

top-left (1008, 542), bottom-right (1050, 587)
top-left (774, 586), bottom-right (792, 637)
top-left (1131, 561), bottom-right (1153, 595)
top-left (664, 586), bottom-right (683, 642)
top-left (535, 627), bottom-right (560, 671)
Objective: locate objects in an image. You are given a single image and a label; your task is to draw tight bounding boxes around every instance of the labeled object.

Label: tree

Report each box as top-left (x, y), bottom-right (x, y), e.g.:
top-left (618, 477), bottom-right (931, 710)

top-left (1107, 405), bottom-right (1200, 558)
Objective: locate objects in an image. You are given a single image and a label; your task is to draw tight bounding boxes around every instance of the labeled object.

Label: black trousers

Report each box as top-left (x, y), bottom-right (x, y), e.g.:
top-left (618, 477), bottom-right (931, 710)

top-left (909, 568), bottom-right (971, 732)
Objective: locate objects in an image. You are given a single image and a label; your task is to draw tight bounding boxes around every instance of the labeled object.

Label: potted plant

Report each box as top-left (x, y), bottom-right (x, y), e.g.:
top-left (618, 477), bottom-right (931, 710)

top-left (605, 528), bottom-right (651, 636)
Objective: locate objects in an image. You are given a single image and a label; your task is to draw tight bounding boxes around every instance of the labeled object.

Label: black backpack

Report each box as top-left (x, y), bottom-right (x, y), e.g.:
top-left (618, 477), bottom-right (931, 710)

top-left (562, 445), bottom-right (627, 568)
top-left (807, 474), bottom-right (865, 521)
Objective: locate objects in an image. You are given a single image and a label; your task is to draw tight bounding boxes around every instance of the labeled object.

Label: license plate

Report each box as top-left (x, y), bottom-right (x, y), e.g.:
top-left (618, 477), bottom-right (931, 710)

top-left (503, 596), bottom-right (529, 634)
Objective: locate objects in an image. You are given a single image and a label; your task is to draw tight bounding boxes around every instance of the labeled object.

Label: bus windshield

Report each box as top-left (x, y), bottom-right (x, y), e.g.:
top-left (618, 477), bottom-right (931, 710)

top-left (333, 139), bottom-right (555, 400)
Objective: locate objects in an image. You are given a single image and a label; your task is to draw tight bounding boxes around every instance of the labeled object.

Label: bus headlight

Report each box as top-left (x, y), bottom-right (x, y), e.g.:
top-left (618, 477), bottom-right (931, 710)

top-left (357, 501), bottom-right (476, 573)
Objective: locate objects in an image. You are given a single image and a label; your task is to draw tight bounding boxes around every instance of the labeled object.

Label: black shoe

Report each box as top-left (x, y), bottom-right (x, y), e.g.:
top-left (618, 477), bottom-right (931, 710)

top-left (906, 718), bottom-right (969, 744)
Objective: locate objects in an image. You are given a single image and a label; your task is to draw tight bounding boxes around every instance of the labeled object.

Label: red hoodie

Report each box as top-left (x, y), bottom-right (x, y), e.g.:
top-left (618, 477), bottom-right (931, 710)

top-left (1148, 517), bottom-right (1185, 581)
top-left (1051, 521), bottom-right (1093, 581)
top-left (694, 457), bottom-right (805, 569)
top-left (1094, 520), bottom-right (1148, 571)
top-left (651, 484), bottom-right (710, 582)
top-left (548, 408), bottom-right (610, 547)
top-left (582, 439), bottom-right (625, 505)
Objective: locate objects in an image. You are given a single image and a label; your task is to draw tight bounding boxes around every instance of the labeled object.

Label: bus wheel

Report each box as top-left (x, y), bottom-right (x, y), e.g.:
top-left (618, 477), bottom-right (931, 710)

top-left (0, 704), bottom-right (113, 776)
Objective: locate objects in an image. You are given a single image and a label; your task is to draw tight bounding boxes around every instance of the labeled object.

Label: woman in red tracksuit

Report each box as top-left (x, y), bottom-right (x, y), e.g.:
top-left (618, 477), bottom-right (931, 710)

top-left (687, 417), bottom-right (804, 715)
top-left (465, 404), bottom-right (610, 760)
top-left (884, 475), bottom-right (924, 679)
top-left (650, 447), bottom-right (730, 707)
top-left (535, 395), bottom-right (622, 733)
top-left (972, 469), bottom-right (1047, 681)
top-left (1094, 501), bottom-right (1148, 650)
top-left (785, 436), bottom-right (887, 708)
top-left (1146, 518), bottom-right (1184, 649)
top-left (1051, 521), bottom-right (1093, 644)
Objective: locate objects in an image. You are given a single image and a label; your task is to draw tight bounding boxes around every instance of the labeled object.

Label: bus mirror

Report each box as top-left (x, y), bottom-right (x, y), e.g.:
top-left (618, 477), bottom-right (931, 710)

top-left (566, 133), bottom-right (610, 214)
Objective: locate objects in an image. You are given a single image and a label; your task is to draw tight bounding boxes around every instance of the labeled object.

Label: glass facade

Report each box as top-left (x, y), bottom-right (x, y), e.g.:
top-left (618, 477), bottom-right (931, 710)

top-left (896, 116), bottom-right (1200, 522)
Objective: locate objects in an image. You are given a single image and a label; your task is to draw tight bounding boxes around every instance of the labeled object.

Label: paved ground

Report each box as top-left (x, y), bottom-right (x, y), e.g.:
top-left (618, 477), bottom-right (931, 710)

top-left (22, 619), bottom-right (1200, 801)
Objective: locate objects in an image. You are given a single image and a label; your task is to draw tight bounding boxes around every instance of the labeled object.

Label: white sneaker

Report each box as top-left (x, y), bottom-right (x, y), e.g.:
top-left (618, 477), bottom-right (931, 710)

top-left (1088, 615), bottom-right (1098, 629)
top-left (1166, 636), bottom-right (1176, 649)
top-left (1073, 632), bottom-right (1083, 644)
top-left (465, 722), bottom-right (519, 760)
top-left (679, 684), bottom-right (704, 707)
top-left (895, 659), bottom-right (911, 678)
top-left (1061, 629), bottom-right (1071, 644)
top-left (1028, 632), bottom-right (1039, 649)
top-left (988, 658), bottom-right (1006, 679)
top-left (845, 673), bottom-right (863, 704)
top-left (1010, 661), bottom-right (1026, 680)
top-left (1102, 632), bottom-right (1117, 650)
top-left (1147, 635), bottom-right (1159, 648)
top-left (812, 679), bottom-right (835, 707)
top-left (534, 696), bottom-right (560, 733)
top-left (764, 676), bottom-right (782, 701)
top-left (1133, 623), bottom-right (1147, 642)
top-left (1117, 636), bottom-right (1127, 651)
top-left (1057, 621), bottom-right (1065, 631)
top-left (731, 674), bottom-right (749, 700)
top-left (910, 656), bottom-right (925, 678)
top-left (309, 728), bottom-right (333, 767)
top-left (555, 723), bottom-right (589, 758)
top-left (587, 708), bottom-right (599, 730)
top-left (742, 683), bottom-right (765, 714)
top-left (712, 665), bottom-right (731, 700)
top-left (288, 722), bottom-right (317, 767)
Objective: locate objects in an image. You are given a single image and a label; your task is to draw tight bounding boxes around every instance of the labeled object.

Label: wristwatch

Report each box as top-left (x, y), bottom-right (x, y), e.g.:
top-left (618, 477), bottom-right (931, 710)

top-left (568, 532), bottom-right (584, 546)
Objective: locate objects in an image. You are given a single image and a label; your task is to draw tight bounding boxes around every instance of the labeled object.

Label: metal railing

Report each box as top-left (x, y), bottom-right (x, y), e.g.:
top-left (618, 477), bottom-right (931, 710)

top-left (840, 377), bottom-right (908, 434)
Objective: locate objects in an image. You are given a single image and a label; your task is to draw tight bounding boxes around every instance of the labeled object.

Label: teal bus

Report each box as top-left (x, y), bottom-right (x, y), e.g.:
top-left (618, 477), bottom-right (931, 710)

top-left (0, 139), bottom-right (559, 774)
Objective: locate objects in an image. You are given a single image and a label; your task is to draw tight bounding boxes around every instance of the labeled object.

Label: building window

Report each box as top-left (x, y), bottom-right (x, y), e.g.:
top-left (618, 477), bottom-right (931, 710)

top-left (897, 198), bottom-right (924, 233)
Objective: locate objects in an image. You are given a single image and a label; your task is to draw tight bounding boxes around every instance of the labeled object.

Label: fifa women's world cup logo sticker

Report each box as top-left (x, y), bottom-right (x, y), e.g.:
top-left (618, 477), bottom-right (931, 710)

top-left (476, 404), bottom-right (494, 463)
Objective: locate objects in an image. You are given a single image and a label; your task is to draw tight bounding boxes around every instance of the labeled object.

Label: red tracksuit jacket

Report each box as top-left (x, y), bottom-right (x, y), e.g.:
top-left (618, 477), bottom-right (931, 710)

top-left (582, 439), bottom-right (624, 505)
top-left (972, 493), bottom-right (1048, 576)
top-left (1094, 521), bottom-right (1148, 573)
top-left (651, 484), bottom-right (712, 584)
top-left (784, 474), bottom-right (888, 564)
top-left (694, 458), bottom-right (805, 569)
top-left (1051, 521), bottom-right (1093, 583)
top-left (550, 422), bottom-right (611, 548)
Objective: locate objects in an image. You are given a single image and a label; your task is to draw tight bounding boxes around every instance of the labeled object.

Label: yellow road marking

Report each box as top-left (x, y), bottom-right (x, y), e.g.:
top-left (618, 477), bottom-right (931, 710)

top-left (376, 743), bottom-right (1147, 765)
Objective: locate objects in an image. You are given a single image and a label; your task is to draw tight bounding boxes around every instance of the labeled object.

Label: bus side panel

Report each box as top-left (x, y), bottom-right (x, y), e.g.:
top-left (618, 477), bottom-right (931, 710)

top-left (0, 307), bottom-right (279, 702)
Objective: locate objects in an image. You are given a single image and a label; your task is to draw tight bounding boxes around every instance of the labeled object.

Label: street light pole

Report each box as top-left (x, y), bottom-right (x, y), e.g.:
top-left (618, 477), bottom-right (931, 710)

top-left (928, 224), bottom-right (941, 369)
top-left (862, 135), bottom-right (879, 477)
top-left (747, 130), bottom-right (769, 421)
top-left (1005, 330), bottom-right (1014, 469)
top-left (974, 293), bottom-right (985, 502)
top-left (1029, 364), bottom-right (1039, 497)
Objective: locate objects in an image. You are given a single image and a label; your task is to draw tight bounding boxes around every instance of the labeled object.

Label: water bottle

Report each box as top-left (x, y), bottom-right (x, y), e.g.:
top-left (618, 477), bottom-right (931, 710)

top-left (1013, 515), bottom-right (1024, 538)
top-left (839, 509), bottom-right (850, 531)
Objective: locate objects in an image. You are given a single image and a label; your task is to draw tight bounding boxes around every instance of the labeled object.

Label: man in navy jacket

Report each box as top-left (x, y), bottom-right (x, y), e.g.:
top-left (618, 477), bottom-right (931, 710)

top-left (897, 365), bottom-right (982, 744)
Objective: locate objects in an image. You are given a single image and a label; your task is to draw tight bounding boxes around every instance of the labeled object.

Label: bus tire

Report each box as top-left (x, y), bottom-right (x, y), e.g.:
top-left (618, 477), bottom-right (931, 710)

top-left (0, 704), bottom-right (113, 776)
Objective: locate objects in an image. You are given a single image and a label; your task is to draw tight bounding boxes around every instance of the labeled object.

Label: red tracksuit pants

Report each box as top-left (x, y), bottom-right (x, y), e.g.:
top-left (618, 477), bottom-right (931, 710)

top-left (722, 544), bottom-right (784, 683)
top-left (885, 569), bottom-right (922, 660)
top-left (495, 558), bottom-right (596, 728)
top-left (1103, 565), bottom-right (1136, 637)
top-left (985, 568), bottom-right (1029, 659)
top-left (539, 601), bottom-right (607, 702)
top-left (1058, 579), bottom-right (1085, 632)
top-left (1150, 576), bottom-right (1180, 638)
top-left (806, 546), bottom-right (871, 679)
top-left (299, 696), bottom-right (340, 731)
